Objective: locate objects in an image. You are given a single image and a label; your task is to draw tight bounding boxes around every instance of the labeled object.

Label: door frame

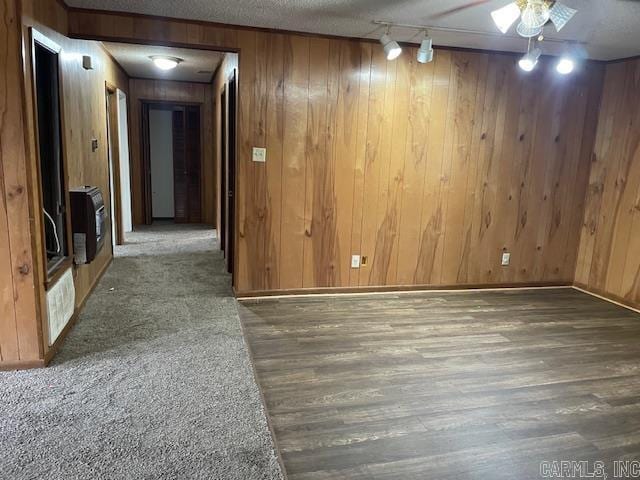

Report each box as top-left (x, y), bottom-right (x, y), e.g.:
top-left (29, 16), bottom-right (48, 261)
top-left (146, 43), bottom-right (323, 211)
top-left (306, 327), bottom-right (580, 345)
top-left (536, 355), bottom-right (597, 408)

top-left (140, 100), bottom-right (203, 224)
top-left (226, 70), bottom-right (237, 278)
top-left (105, 82), bottom-right (124, 246)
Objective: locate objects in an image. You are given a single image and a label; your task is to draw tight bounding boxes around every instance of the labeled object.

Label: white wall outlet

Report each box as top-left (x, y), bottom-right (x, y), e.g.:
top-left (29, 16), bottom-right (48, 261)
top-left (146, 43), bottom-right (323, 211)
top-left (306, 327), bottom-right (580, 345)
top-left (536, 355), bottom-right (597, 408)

top-left (351, 255), bottom-right (361, 269)
top-left (501, 252), bottom-right (511, 266)
top-left (252, 147), bottom-right (267, 163)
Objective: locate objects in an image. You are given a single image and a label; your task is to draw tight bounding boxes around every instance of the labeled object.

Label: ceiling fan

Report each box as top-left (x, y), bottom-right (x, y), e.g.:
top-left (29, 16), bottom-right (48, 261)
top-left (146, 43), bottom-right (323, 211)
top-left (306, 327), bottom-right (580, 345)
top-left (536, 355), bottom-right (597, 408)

top-left (432, 0), bottom-right (578, 38)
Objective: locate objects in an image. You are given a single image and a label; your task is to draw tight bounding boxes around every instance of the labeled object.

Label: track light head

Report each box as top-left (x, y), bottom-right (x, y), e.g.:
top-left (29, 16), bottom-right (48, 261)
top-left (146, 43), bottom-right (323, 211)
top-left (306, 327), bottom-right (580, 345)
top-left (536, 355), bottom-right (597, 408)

top-left (380, 33), bottom-right (402, 61)
top-left (417, 35), bottom-right (434, 64)
top-left (556, 57), bottom-right (574, 75)
top-left (518, 47), bottom-right (541, 72)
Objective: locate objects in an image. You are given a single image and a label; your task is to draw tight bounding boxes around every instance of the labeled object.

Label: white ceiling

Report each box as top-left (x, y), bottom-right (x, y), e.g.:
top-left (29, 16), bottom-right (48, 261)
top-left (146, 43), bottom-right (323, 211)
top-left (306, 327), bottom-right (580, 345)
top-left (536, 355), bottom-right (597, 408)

top-left (102, 42), bottom-right (225, 82)
top-left (71, 0), bottom-right (640, 61)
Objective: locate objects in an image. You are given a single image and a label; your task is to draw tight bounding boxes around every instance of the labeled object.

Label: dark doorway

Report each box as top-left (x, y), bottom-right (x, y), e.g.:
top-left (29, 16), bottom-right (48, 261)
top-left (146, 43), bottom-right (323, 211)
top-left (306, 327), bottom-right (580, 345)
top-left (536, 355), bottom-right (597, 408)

top-left (141, 101), bottom-right (202, 224)
top-left (219, 87), bottom-right (227, 253)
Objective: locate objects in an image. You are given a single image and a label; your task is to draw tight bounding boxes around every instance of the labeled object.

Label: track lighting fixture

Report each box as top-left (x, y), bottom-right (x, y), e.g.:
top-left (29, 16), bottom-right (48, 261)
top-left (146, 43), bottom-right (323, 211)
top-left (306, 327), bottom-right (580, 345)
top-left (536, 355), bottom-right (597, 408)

top-left (556, 56), bottom-right (574, 75)
top-left (380, 28), bottom-right (402, 61)
top-left (555, 43), bottom-right (577, 75)
top-left (417, 32), bottom-right (434, 64)
top-left (518, 38), bottom-right (541, 72)
top-left (518, 47), bottom-right (541, 72)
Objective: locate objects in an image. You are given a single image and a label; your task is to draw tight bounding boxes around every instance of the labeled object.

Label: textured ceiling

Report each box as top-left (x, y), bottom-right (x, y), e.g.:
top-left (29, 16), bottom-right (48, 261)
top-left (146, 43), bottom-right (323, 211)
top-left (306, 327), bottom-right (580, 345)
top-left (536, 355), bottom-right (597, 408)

top-left (70, 0), bottom-right (640, 60)
top-left (102, 42), bottom-right (224, 82)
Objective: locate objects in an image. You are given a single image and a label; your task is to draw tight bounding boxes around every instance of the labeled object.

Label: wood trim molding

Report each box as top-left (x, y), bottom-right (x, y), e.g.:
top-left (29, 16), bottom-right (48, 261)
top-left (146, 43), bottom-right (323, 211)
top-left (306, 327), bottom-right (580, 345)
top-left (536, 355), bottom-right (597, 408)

top-left (235, 282), bottom-right (573, 299)
top-left (0, 359), bottom-right (46, 372)
top-left (572, 284), bottom-right (640, 315)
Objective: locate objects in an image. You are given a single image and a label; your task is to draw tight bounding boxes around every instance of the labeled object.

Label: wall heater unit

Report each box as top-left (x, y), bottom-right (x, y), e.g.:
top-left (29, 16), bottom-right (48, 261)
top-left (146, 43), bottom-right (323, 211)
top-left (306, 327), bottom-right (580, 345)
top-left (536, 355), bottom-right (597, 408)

top-left (70, 186), bottom-right (106, 264)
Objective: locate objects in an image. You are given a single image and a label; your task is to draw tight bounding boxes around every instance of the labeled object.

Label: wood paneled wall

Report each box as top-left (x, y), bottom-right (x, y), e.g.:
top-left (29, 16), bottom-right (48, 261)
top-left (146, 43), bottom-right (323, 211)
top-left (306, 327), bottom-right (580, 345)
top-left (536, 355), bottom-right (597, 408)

top-left (128, 78), bottom-right (216, 226)
top-left (575, 58), bottom-right (640, 309)
top-left (0, 0), bottom-right (130, 367)
top-left (68, 10), bottom-right (604, 295)
top-left (0, 0), bottom-right (42, 366)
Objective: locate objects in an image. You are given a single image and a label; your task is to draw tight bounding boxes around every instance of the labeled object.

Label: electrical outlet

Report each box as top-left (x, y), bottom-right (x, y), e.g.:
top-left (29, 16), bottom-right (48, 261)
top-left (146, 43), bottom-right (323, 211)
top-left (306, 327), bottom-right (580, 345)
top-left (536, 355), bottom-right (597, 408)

top-left (351, 255), bottom-right (360, 269)
top-left (501, 252), bottom-right (511, 266)
top-left (252, 147), bottom-right (266, 163)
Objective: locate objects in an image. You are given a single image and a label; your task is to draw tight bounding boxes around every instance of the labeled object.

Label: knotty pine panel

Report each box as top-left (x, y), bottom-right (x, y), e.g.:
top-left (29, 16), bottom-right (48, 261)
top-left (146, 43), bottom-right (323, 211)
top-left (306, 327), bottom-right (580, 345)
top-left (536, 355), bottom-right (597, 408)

top-left (0, 0), bottom-right (41, 364)
top-left (67, 10), bottom-right (604, 295)
top-left (127, 78), bottom-right (216, 226)
top-left (17, 0), bottom-right (129, 361)
top-left (575, 58), bottom-right (640, 309)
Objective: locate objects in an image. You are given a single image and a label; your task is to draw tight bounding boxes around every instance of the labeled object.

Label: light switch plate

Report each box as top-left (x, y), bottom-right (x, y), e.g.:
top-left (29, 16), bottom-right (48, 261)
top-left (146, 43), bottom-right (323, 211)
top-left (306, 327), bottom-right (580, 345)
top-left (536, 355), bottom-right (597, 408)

top-left (351, 255), bottom-right (360, 269)
top-left (252, 147), bottom-right (267, 163)
top-left (501, 252), bottom-right (511, 266)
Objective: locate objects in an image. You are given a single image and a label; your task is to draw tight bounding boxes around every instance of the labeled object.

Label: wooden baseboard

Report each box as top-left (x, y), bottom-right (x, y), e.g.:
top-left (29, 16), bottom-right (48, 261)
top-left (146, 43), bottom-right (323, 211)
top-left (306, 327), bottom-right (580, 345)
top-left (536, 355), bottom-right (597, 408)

top-left (235, 281), bottom-right (572, 299)
top-left (0, 359), bottom-right (46, 371)
top-left (43, 256), bottom-right (114, 366)
top-left (572, 284), bottom-right (640, 315)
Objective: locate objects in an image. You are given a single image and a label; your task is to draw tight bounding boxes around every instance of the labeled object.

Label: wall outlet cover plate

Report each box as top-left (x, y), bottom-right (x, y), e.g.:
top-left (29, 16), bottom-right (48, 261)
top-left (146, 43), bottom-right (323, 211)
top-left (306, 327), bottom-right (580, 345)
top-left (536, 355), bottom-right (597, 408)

top-left (351, 255), bottom-right (360, 268)
top-left (252, 147), bottom-right (267, 163)
top-left (501, 252), bottom-right (511, 266)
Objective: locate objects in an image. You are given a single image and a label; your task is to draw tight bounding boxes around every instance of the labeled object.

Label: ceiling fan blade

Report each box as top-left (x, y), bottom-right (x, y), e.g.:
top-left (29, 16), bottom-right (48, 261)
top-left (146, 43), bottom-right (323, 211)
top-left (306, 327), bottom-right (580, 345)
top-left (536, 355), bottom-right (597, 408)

top-left (549, 2), bottom-right (577, 32)
top-left (430, 0), bottom-right (493, 20)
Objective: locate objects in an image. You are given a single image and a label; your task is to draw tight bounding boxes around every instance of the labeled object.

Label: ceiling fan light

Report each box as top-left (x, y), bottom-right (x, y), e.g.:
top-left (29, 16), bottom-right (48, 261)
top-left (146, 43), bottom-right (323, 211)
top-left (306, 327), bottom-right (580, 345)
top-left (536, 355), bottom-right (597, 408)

top-left (516, 21), bottom-right (543, 38)
top-left (380, 34), bottom-right (402, 60)
top-left (491, 2), bottom-right (521, 34)
top-left (518, 47), bottom-right (541, 72)
top-left (549, 2), bottom-right (578, 32)
top-left (520, 1), bottom-right (550, 29)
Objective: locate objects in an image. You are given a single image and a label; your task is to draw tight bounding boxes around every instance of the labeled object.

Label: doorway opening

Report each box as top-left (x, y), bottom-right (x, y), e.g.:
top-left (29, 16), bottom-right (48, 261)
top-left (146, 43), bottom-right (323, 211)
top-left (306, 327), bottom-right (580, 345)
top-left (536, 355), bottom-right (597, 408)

top-left (105, 85), bottom-right (133, 247)
top-left (142, 101), bottom-right (202, 224)
top-left (219, 70), bottom-right (237, 276)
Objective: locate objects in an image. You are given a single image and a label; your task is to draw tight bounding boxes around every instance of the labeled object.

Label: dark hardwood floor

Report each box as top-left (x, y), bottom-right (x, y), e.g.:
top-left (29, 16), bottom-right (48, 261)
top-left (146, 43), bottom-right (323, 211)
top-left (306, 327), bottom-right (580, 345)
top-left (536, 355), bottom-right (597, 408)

top-left (238, 288), bottom-right (640, 480)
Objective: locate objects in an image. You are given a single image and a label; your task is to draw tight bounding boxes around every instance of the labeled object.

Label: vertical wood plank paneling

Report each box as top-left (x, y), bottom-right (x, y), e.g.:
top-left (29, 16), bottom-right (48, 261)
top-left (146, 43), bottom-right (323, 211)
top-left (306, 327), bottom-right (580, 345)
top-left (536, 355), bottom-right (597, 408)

top-left (358, 47), bottom-right (388, 287)
top-left (440, 52), bottom-right (480, 284)
top-left (395, 50), bottom-right (435, 285)
top-left (302, 38), bottom-right (330, 288)
top-left (333, 41), bottom-right (361, 287)
top-left (575, 58), bottom-right (640, 308)
top-left (0, 0), bottom-right (52, 364)
top-left (279, 36), bottom-right (309, 289)
top-left (348, 43), bottom-right (372, 288)
top-left (415, 50), bottom-right (452, 285)
top-left (366, 47), bottom-right (398, 286)
top-left (61, 11), bottom-right (609, 296)
top-left (264, 33), bottom-right (284, 289)
top-left (236, 30), bottom-right (257, 291)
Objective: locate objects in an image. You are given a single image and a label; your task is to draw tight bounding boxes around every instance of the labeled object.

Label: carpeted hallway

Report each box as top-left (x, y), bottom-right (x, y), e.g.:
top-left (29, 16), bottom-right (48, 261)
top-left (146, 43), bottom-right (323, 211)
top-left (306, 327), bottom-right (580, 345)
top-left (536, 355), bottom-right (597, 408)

top-left (0, 224), bottom-right (284, 480)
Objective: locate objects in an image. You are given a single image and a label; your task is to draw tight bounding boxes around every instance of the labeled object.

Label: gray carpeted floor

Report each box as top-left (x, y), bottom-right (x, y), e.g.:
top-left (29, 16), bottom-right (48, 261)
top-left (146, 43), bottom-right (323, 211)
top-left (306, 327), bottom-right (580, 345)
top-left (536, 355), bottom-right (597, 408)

top-left (0, 224), bottom-right (284, 480)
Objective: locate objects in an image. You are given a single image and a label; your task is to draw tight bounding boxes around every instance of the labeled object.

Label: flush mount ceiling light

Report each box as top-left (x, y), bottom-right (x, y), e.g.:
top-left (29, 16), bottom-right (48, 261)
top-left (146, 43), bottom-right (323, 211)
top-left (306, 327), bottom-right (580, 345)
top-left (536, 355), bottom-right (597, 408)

top-left (380, 28), bottom-right (402, 61)
top-left (417, 32), bottom-right (434, 64)
top-left (150, 55), bottom-right (183, 70)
